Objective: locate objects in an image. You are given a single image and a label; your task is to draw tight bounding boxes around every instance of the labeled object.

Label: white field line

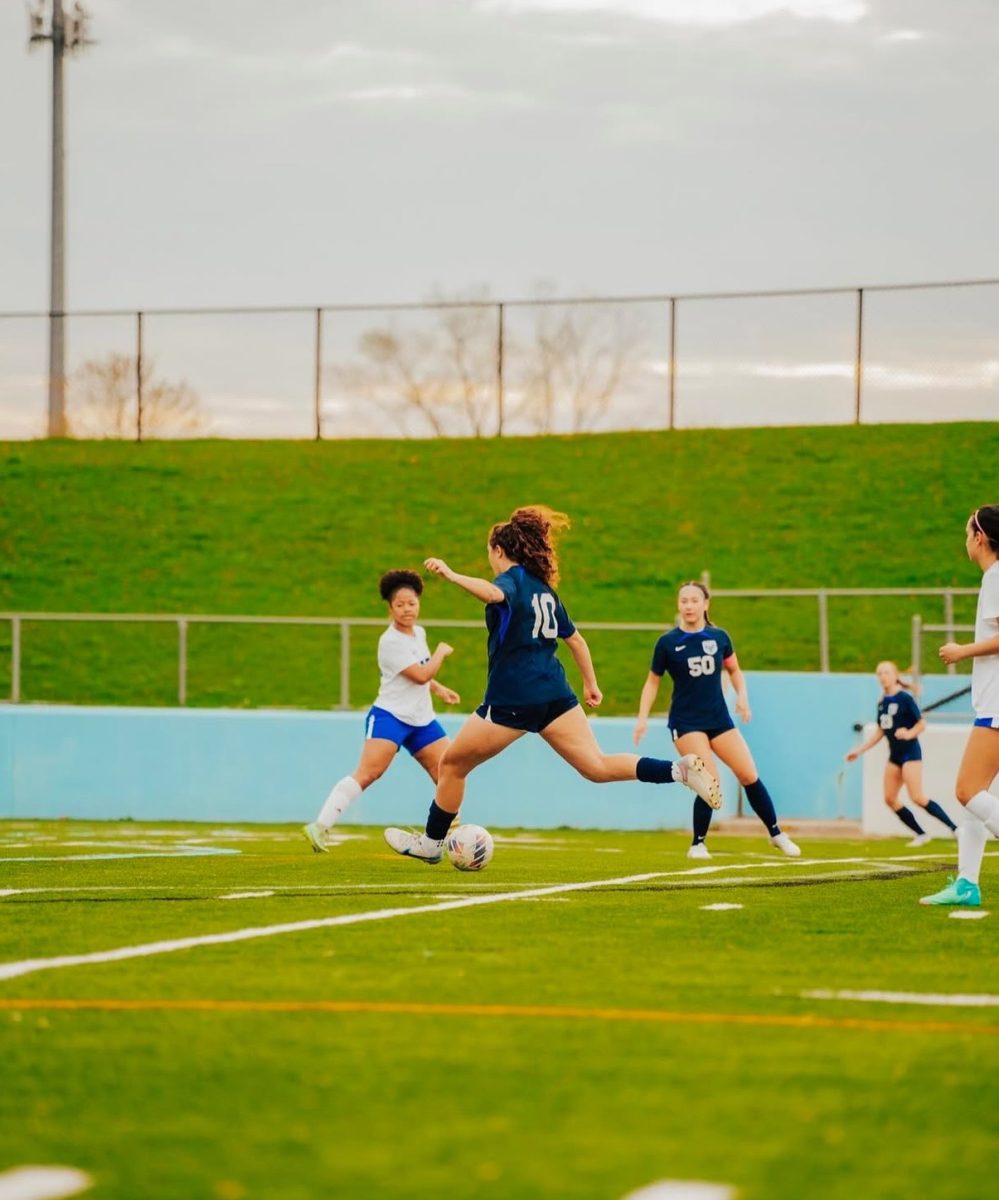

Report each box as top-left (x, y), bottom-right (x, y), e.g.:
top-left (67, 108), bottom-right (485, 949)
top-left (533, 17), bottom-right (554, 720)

top-left (949, 910), bottom-right (990, 920)
top-left (0, 1166), bottom-right (92, 1200)
top-left (803, 988), bottom-right (999, 1008)
top-left (0, 857), bottom-right (928, 984)
top-left (622, 1182), bottom-right (734, 1200)
top-left (0, 848), bottom-right (241, 863)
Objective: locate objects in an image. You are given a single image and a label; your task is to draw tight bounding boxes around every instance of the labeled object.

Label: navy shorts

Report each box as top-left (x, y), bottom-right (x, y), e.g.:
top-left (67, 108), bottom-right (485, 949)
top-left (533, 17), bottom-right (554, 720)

top-left (670, 716), bottom-right (736, 742)
top-left (888, 742), bottom-right (922, 767)
top-left (476, 695), bottom-right (579, 732)
top-left (365, 706), bottom-right (447, 755)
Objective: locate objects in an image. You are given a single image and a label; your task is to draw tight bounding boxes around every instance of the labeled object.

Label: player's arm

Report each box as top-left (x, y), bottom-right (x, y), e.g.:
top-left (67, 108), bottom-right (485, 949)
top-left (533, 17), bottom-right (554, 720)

top-left (429, 677), bottom-right (461, 705)
top-left (400, 643), bottom-right (454, 685)
top-left (424, 557), bottom-right (505, 604)
top-left (562, 630), bottom-right (602, 709)
top-left (939, 622), bottom-right (999, 664)
top-left (845, 726), bottom-right (884, 761)
top-left (633, 672), bottom-right (662, 745)
top-left (724, 654), bottom-right (750, 722)
top-left (895, 717), bottom-right (926, 742)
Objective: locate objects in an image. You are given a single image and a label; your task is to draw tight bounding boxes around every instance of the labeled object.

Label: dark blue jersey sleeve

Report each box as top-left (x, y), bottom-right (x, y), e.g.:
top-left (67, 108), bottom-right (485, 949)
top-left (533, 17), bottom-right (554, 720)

top-left (720, 630), bottom-right (735, 661)
top-left (555, 597), bottom-right (575, 639)
top-left (650, 635), bottom-right (670, 677)
top-left (899, 692), bottom-right (922, 721)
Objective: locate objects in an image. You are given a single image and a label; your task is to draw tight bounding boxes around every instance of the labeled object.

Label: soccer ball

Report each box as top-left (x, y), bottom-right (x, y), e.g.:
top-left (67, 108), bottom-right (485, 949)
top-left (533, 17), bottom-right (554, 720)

top-left (445, 823), bottom-right (494, 872)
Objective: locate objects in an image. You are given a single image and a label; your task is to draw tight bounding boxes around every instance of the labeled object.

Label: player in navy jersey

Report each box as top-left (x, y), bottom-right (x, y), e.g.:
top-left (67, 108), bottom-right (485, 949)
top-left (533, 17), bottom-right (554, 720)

top-left (633, 580), bottom-right (800, 859)
top-left (302, 570), bottom-right (460, 853)
top-left (845, 661), bottom-right (957, 845)
top-left (384, 507), bottom-right (720, 863)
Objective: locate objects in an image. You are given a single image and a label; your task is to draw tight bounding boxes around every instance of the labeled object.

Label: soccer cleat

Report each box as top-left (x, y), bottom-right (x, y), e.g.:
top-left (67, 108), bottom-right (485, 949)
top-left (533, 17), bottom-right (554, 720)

top-left (907, 833), bottom-right (932, 848)
top-left (302, 822), bottom-right (328, 854)
top-left (687, 842), bottom-right (711, 860)
top-left (383, 827), bottom-right (444, 864)
top-left (771, 832), bottom-right (801, 857)
top-left (674, 754), bottom-right (722, 810)
top-left (919, 876), bottom-right (981, 907)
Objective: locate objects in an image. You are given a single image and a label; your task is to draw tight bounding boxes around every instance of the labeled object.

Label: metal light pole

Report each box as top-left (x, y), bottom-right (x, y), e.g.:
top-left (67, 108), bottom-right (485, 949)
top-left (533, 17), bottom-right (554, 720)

top-left (29, 2), bottom-right (93, 438)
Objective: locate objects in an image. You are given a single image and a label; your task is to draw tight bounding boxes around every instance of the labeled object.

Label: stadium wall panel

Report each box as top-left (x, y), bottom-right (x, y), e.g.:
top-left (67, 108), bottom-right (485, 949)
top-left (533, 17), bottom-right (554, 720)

top-left (0, 674), bottom-right (974, 829)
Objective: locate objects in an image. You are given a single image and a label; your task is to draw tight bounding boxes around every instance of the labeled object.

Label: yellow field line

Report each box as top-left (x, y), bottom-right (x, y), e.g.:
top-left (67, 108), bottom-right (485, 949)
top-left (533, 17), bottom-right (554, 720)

top-left (0, 997), bottom-right (992, 1035)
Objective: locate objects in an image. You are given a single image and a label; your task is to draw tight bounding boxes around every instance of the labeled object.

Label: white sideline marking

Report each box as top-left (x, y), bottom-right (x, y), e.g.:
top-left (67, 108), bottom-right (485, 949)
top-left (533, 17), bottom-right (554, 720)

top-left (803, 988), bottom-right (999, 1008)
top-left (0, 848), bottom-right (240, 863)
top-left (700, 903), bottom-right (744, 911)
top-left (0, 856), bottom-right (930, 983)
top-left (0, 1166), bottom-right (92, 1200)
top-left (949, 911), bottom-right (990, 920)
top-left (220, 891), bottom-right (275, 900)
top-left (621, 1181), bottom-right (734, 1200)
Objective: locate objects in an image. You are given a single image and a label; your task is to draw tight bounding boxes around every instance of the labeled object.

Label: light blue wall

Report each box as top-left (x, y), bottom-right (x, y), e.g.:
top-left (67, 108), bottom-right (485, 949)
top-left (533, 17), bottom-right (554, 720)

top-left (0, 673), bottom-right (972, 829)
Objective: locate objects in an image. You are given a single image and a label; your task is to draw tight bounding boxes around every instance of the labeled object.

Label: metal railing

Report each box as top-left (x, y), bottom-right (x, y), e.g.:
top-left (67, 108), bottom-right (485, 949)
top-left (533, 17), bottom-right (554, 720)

top-left (1, 588), bottom-right (980, 706)
top-left (3, 274), bottom-right (999, 439)
top-left (911, 616), bottom-right (976, 679)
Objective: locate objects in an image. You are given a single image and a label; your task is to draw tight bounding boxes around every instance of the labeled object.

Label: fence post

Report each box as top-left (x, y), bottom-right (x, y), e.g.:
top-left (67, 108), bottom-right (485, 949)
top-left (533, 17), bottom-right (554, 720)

top-left (178, 618), bottom-right (187, 705)
top-left (911, 614), bottom-right (922, 682)
top-left (313, 307), bottom-right (323, 440)
top-left (136, 310), bottom-right (144, 442)
top-left (854, 288), bottom-right (864, 424)
top-left (943, 588), bottom-right (955, 675)
top-left (668, 297), bottom-right (677, 430)
top-left (818, 590), bottom-right (830, 672)
top-left (339, 620), bottom-right (350, 709)
top-left (11, 616), bottom-right (20, 703)
top-left (496, 302), bottom-right (505, 437)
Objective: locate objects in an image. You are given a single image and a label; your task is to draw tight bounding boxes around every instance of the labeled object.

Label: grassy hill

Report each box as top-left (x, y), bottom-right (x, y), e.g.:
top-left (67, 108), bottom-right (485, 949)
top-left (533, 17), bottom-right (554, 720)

top-left (1, 424), bottom-right (995, 713)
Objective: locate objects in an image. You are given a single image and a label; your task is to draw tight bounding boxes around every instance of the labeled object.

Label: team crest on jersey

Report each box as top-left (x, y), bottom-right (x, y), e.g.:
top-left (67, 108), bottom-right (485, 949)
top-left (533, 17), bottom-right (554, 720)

top-left (702, 640), bottom-right (718, 655)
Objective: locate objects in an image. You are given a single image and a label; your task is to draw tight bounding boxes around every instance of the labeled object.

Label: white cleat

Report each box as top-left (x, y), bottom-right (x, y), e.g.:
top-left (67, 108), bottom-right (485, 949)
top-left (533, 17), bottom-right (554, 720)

top-left (687, 842), bottom-right (712, 860)
top-left (383, 827), bottom-right (444, 864)
top-left (674, 754), bottom-right (722, 810)
top-left (770, 832), bottom-right (801, 857)
top-left (302, 822), bottom-right (329, 854)
top-left (906, 833), bottom-right (932, 848)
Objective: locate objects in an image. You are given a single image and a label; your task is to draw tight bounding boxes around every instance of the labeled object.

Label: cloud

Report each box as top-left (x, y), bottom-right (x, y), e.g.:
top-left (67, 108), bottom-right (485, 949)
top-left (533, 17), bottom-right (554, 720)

top-left (483, 0), bottom-right (868, 27)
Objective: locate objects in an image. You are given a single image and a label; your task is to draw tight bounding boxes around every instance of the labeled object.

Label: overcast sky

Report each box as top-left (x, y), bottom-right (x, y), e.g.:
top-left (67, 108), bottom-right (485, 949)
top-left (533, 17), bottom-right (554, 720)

top-left (2, 0), bottom-right (998, 313)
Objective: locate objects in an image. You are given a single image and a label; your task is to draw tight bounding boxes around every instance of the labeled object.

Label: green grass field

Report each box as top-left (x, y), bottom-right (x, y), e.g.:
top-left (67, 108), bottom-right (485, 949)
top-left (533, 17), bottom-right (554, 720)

top-left (1, 424), bottom-right (996, 712)
top-left (2, 820), bottom-right (996, 1199)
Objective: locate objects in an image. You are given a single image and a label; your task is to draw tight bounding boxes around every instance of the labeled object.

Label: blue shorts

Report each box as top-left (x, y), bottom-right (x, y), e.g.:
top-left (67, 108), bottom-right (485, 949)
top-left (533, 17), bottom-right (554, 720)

top-left (973, 716), bottom-right (999, 729)
top-left (670, 716), bottom-right (736, 742)
top-left (365, 706), bottom-right (446, 755)
top-left (476, 695), bottom-right (578, 732)
top-left (888, 743), bottom-right (922, 766)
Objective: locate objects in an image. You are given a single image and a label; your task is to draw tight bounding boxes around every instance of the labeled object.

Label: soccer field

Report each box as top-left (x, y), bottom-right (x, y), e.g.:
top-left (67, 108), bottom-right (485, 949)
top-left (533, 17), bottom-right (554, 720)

top-left (1, 821), bottom-right (996, 1200)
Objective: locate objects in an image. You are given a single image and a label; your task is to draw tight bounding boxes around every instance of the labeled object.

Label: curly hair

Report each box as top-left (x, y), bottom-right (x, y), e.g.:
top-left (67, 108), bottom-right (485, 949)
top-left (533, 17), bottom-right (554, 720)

top-left (489, 505), bottom-right (571, 586)
top-left (379, 569), bottom-right (424, 602)
top-left (971, 505), bottom-right (999, 554)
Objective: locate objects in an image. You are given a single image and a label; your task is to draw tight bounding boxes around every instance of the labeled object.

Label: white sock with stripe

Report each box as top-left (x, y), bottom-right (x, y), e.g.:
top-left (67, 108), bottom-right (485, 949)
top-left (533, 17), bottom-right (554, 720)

top-left (317, 776), bottom-right (363, 829)
top-left (966, 790), bottom-right (999, 836)
top-left (957, 811), bottom-right (989, 886)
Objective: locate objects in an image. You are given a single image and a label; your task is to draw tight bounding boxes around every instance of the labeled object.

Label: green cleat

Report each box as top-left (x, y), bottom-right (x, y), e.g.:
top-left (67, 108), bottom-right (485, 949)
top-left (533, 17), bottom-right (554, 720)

top-left (919, 876), bottom-right (981, 907)
top-left (302, 822), bottom-right (329, 854)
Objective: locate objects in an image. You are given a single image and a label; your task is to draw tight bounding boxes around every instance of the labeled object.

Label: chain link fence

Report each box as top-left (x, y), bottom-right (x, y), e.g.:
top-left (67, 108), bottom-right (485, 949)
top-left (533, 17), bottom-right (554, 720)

top-left (2, 279), bottom-right (997, 439)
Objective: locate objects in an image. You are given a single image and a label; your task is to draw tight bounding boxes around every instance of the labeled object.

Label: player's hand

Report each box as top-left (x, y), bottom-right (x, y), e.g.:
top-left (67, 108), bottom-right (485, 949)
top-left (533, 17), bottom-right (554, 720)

top-left (938, 642), bottom-right (964, 665)
top-left (424, 557), bottom-right (453, 581)
top-left (439, 687), bottom-right (460, 705)
top-left (895, 728), bottom-right (911, 741)
top-left (583, 683), bottom-right (602, 708)
top-left (435, 642), bottom-right (454, 658)
top-left (736, 700), bottom-right (751, 723)
top-left (845, 749), bottom-right (859, 763)
top-left (632, 717), bottom-right (647, 746)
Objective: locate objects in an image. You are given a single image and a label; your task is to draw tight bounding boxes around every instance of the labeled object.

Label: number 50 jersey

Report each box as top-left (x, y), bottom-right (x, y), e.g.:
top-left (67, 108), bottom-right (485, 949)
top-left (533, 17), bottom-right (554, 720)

top-left (483, 565), bottom-right (577, 706)
top-left (650, 623), bottom-right (735, 731)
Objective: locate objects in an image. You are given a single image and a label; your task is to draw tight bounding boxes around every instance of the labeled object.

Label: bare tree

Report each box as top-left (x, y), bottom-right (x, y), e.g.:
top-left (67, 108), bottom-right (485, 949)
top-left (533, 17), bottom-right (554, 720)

top-left (68, 353), bottom-right (207, 438)
top-left (331, 292), bottom-right (498, 438)
top-left (509, 300), bottom-right (647, 434)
